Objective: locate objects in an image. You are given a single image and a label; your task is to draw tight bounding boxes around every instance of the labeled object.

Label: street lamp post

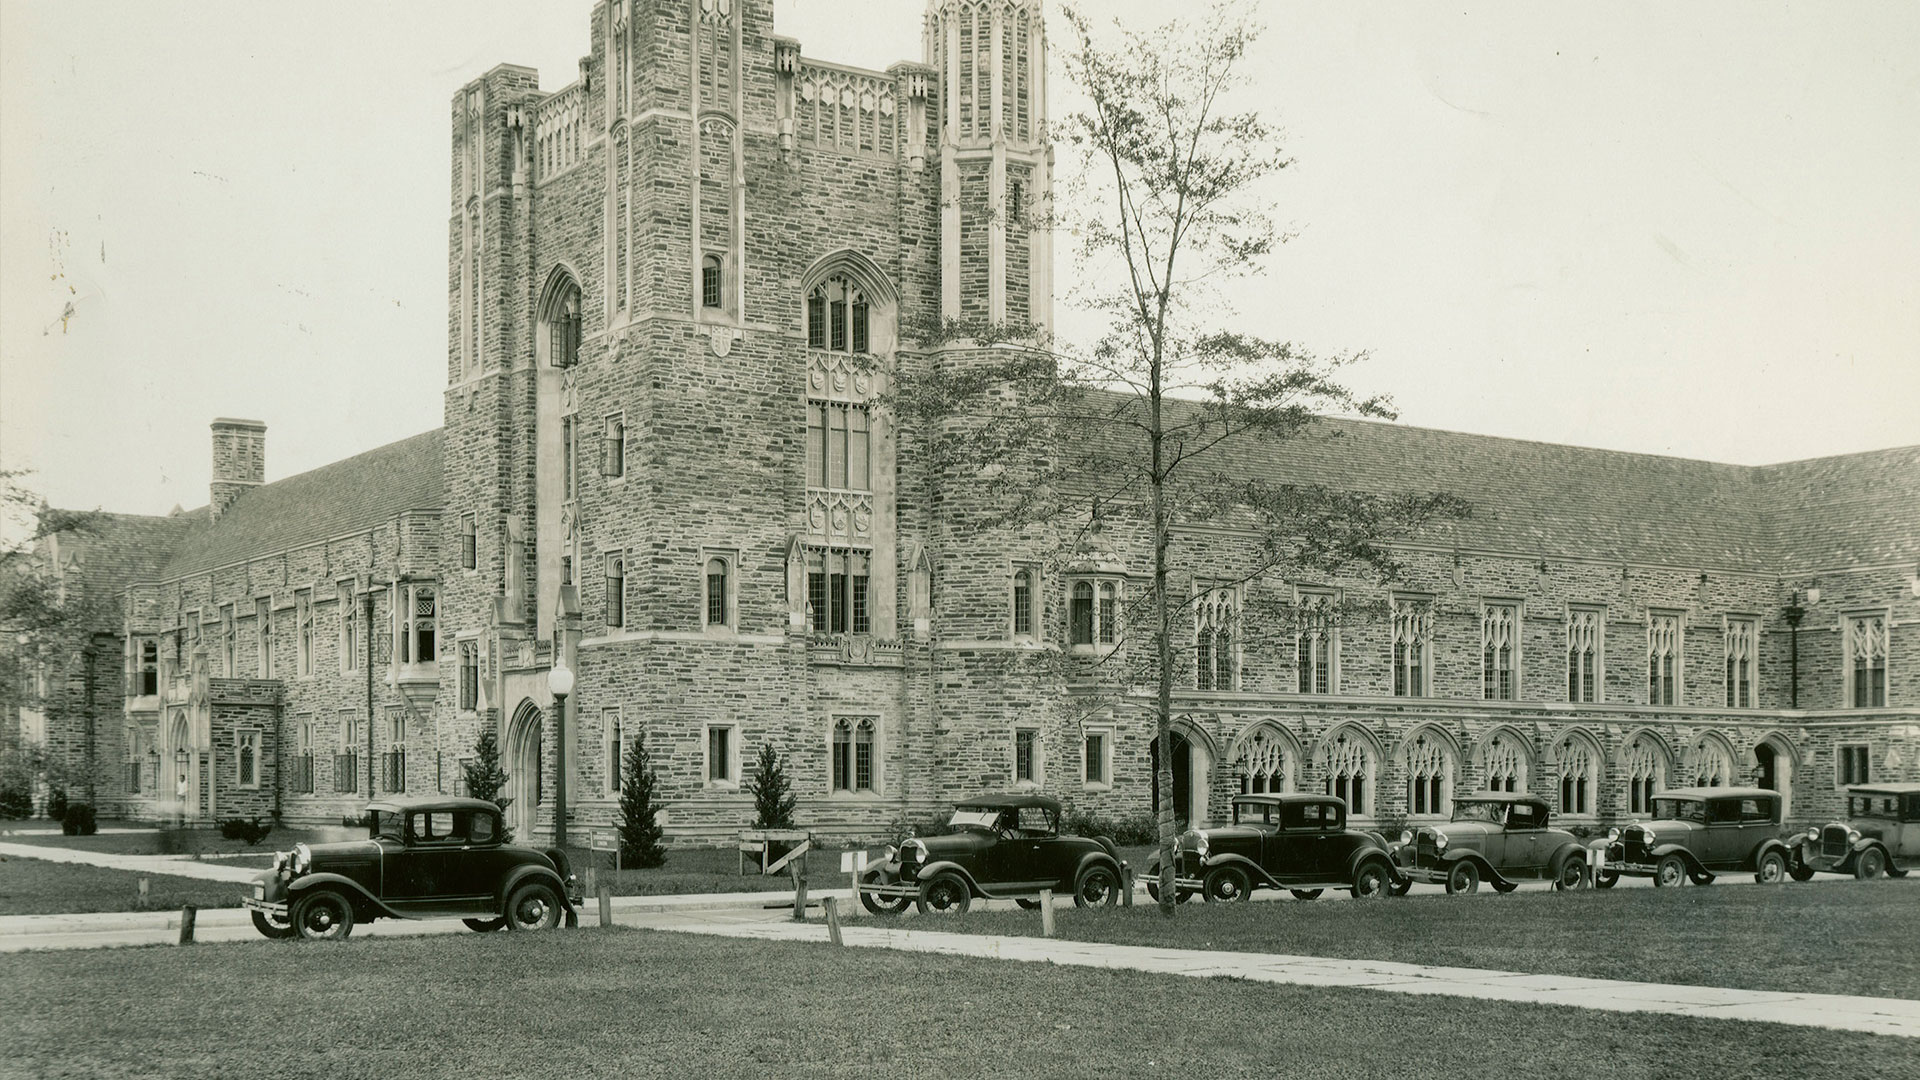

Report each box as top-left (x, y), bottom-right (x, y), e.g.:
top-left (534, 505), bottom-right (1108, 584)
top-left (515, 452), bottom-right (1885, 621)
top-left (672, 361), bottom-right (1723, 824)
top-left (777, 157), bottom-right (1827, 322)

top-left (173, 747), bottom-right (189, 825)
top-left (547, 661), bottom-right (574, 847)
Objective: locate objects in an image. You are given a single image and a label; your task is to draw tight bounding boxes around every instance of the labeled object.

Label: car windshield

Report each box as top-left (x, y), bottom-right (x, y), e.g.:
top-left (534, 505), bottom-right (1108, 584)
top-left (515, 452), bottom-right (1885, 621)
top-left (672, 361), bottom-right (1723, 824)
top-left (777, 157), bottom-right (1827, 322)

top-left (1451, 802), bottom-right (1506, 824)
top-left (948, 808), bottom-right (1002, 832)
top-left (370, 810), bottom-right (404, 841)
top-left (1652, 798), bottom-right (1707, 824)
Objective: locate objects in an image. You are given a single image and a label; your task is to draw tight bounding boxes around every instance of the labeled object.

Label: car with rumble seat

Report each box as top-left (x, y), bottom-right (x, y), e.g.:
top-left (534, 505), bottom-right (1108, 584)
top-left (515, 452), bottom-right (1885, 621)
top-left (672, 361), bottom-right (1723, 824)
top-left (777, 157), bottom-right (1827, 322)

top-left (1789, 783), bottom-right (1918, 881)
top-left (857, 794), bottom-right (1126, 916)
top-left (1142, 793), bottom-right (1402, 903)
top-left (1599, 787), bottom-right (1792, 888)
top-left (244, 795), bottom-right (581, 940)
top-left (1388, 792), bottom-right (1591, 894)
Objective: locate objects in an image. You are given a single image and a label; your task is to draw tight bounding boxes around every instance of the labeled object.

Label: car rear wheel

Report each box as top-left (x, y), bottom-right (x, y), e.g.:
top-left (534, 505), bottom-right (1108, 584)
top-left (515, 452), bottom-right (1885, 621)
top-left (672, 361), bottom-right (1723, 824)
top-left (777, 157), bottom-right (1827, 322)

top-left (1143, 866), bottom-right (1193, 905)
top-left (292, 890), bottom-right (354, 941)
top-left (505, 882), bottom-right (562, 931)
top-left (859, 870), bottom-right (910, 915)
top-left (1856, 848), bottom-right (1887, 880)
top-left (1388, 878), bottom-right (1413, 896)
top-left (1594, 868), bottom-right (1618, 889)
top-left (1491, 881), bottom-right (1519, 894)
top-left (1290, 888), bottom-right (1323, 900)
top-left (1352, 861), bottom-right (1392, 900)
top-left (915, 873), bottom-right (971, 916)
top-left (1076, 866), bottom-right (1121, 908)
top-left (1445, 861), bottom-right (1480, 895)
top-left (1788, 851), bottom-right (1817, 882)
top-left (1203, 866), bottom-right (1251, 904)
top-left (1554, 855), bottom-right (1588, 891)
top-left (251, 910), bottom-right (296, 940)
top-left (463, 917), bottom-right (507, 932)
top-left (1653, 854), bottom-right (1688, 887)
top-left (1754, 850), bottom-right (1787, 885)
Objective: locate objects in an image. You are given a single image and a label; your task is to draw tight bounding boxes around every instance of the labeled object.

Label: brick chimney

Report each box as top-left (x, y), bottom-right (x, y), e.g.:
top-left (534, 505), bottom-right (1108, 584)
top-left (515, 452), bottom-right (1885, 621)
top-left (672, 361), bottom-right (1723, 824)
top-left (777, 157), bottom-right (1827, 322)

top-left (209, 418), bottom-right (266, 521)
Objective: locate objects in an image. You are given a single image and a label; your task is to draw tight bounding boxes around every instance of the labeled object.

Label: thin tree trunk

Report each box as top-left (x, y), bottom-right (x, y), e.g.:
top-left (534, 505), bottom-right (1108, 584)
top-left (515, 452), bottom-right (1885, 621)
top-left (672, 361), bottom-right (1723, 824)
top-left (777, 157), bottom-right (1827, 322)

top-left (1151, 355), bottom-right (1177, 915)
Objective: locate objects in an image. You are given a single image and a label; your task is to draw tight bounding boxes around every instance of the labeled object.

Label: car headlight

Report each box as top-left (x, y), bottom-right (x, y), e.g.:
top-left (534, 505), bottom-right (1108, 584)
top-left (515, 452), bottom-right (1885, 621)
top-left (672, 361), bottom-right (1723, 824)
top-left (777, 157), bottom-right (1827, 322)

top-left (1399, 830), bottom-right (1413, 845)
top-left (1607, 828), bottom-right (1620, 842)
top-left (1806, 828), bottom-right (1820, 841)
top-left (1848, 829), bottom-right (1862, 844)
top-left (1179, 831), bottom-right (1209, 858)
top-left (291, 843), bottom-right (312, 875)
top-left (1433, 832), bottom-right (1449, 851)
top-left (901, 839), bottom-right (926, 867)
top-left (884, 845), bottom-right (898, 862)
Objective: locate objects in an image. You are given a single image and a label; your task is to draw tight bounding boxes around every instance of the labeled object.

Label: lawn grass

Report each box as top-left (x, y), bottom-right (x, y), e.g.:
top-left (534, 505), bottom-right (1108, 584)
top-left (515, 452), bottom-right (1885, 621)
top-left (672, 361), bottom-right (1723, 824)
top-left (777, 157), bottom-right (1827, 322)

top-left (3, 928), bottom-right (1915, 1079)
top-left (0, 855), bottom-right (242, 915)
top-left (1, 824), bottom-right (346, 860)
top-left (559, 843), bottom-right (1158, 897)
top-left (930, 877), bottom-right (1920, 1000)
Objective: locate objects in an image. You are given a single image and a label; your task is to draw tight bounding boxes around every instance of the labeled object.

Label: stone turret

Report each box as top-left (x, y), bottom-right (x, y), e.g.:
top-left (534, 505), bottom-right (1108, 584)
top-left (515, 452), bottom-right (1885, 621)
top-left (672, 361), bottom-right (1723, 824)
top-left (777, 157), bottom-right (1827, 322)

top-left (208, 418), bottom-right (265, 521)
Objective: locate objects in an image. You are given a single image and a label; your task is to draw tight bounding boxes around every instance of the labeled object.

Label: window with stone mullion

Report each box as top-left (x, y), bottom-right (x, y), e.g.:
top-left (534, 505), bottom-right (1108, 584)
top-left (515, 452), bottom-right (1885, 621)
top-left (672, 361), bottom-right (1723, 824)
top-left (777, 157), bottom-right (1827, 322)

top-left (806, 548), bottom-right (870, 635)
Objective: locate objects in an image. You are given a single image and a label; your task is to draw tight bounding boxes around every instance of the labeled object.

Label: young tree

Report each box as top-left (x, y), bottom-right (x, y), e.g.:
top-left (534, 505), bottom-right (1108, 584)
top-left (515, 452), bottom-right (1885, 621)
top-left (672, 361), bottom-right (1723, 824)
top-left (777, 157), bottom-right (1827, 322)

top-left (463, 730), bottom-right (514, 841)
top-left (617, 731), bottom-right (666, 868)
top-left (745, 743), bottom-right (797, 830)
top-left (886, 3), bottom-right (1468, 915)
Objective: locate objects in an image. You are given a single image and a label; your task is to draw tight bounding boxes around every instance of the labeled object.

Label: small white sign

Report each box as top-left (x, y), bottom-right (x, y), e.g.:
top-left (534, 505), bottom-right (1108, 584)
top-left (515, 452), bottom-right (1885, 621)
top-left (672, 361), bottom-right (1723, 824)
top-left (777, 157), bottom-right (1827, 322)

top-left (840, 850), bottom-right (869, 874)
top-left (1593, 847), bottom-right (1606, 872)
top-left (590, 829), bottom-right (618, 852)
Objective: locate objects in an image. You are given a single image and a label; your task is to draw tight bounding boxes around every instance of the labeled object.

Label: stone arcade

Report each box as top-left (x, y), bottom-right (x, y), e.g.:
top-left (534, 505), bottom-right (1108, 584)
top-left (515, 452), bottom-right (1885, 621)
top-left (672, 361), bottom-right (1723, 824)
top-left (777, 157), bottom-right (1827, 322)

top-left (11, 0), bottom-right (1919, 842)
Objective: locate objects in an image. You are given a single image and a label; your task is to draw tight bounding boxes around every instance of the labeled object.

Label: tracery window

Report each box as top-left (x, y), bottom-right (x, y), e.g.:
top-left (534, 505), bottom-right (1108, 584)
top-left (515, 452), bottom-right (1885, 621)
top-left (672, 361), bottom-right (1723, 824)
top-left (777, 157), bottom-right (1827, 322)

top-left (1391, 596), bottom-right (1432, 697)
top-left (1683, 735), bottom-right (1733, 788)
top-left (1725, 618), bottom-right (1756, 708)
top-left (256, 597), bottom-right (273, 678)
top-left (295, 589), bottom-right (313, 677)
top-left (1556, 734), bottom-right (1600, 815)
top-left (1405, 732), bottom-right (1453, 817)
top-left (1648, 611), bottom-right (1682, 705)
top-left (1195, 588), bottom-right (1237, 691)
top-left (806, 548), bottom-right (868, 634)
top-left (1482, 603), bottom-right (1518, 700)
top-left (395, 583), bottom-right (436, 666)
top-left (458, 642), bottom-right (479, 712)
top-left (545, 279), bottom-right (582, 368)
top-left (1322, 732), bottom-right (1373, 816)
top-left (1069, 579), bottom-right (1122, 650)
top-left (807, 277), bottom-right (869, 354)
top-left (831, 717), bottom-right (877, 794)
top-left (1235, 728), bottom-right (1288, 795)
top-left (339, 583), bottom-right (357, 672)
top-left (1845, 613), bottom-right (1888, 708)
top-left (1567, 607), bottom-right (1600, 703)
top-left (1295, 590), bottom-right (1335, 694)
top-left (1484, 732), bottom-right (1528, 793)
top-left (220, 604), bottom-right (236, 677)
top-left (1626, 735), bottom-right (1665, 815)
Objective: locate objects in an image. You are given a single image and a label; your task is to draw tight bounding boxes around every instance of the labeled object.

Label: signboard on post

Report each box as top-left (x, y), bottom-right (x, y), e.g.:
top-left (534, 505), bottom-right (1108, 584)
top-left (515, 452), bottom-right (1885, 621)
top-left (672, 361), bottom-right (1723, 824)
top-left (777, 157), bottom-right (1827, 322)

top-left (839, 850), bottom-right (869, 874)
top-left (591, 829), bottom-right (621, 873)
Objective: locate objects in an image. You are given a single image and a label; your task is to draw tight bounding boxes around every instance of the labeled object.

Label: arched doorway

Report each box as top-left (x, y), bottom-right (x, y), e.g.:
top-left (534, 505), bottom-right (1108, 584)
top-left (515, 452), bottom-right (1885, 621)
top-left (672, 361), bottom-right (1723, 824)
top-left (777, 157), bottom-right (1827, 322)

top-left (505, 701), bottom-right (545, 841)
top-left (166, 712), bottom-right (194, 821)
top-left (1149, 729), bottom-right (1211, 827)
top-left (1752, 733), bottom-right (1797, 821)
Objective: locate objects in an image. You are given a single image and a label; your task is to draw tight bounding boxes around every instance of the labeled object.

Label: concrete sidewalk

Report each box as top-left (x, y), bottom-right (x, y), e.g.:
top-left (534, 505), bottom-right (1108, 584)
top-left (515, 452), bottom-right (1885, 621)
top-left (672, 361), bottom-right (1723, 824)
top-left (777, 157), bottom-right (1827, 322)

top-left (630, 909), bottom-right (1920, 1040)
top-left (0, 841), bottom-right (263, 883)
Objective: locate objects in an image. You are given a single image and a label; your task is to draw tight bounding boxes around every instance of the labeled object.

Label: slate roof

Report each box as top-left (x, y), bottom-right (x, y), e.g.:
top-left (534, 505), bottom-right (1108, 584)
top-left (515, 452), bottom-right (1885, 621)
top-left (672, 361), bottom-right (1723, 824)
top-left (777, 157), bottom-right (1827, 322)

top-left (1071, 393), bottom-right (1916, 572)
top-left (157, 429), bottom-right (444, 580)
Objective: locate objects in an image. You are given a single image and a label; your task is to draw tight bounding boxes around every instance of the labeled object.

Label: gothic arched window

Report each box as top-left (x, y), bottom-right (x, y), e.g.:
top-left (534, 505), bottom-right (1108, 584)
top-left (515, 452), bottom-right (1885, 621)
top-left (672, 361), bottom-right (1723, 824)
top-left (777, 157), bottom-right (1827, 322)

top-left (541, 275), bottom-right (582, 368)
top-left (1485, 732), bottom-right (1529, 793)
top-left (1323, 731), bottom-right (1375, 816)
top-left (807, 276), bottom-right (869, 354)
top-left (1626, 734), bottom-right (1666, 814)
top-left (1556, 733), bottom-right (1601, 816)
top-left (701, 254), bottom-right (723, 309)
top-left (1405, 732), bottom-right (1453, 817)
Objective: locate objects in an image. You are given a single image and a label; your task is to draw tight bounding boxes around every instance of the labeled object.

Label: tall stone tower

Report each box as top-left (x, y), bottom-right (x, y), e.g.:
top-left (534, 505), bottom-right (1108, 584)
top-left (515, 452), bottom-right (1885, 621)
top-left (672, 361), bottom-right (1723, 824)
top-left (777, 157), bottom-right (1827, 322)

top-left (926, 0), bottom-right (1052, 331)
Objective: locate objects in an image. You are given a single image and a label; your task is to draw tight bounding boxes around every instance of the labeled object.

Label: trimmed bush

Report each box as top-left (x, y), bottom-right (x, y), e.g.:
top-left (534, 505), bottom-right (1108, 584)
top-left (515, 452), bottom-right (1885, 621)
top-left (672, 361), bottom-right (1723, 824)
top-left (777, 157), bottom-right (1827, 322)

top-left (220, 817), bottom-right (273, 845)
top-left (1061, 809), bottom-right (1159, 846)
top-left (60, 802), bottom-right (97, 836)
top-left (46, 787), bottom-right (69, 822)
top-left (0, 780), bottom-right (30, 819)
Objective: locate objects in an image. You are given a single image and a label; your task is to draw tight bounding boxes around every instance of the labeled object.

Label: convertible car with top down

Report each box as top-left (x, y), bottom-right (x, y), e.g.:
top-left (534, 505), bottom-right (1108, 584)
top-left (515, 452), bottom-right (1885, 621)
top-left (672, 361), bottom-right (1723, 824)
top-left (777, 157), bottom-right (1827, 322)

top-left (857, 794), bottom-right (1127, 915)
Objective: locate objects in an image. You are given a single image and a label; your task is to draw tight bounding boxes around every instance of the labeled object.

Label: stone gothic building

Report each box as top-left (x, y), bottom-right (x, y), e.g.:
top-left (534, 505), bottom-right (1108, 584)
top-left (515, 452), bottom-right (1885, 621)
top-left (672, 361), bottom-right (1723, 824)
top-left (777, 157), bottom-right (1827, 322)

top-left (13, 0), bottom-right (1918, 841)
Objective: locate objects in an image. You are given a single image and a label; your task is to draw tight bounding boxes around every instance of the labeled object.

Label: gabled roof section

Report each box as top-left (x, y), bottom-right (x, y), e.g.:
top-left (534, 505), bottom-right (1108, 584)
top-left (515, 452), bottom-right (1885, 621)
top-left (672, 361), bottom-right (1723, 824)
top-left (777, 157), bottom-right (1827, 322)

top-left (1756, 445), bottom-right (1920, 570)
top-left (158, 430), bottom-right (444, 581)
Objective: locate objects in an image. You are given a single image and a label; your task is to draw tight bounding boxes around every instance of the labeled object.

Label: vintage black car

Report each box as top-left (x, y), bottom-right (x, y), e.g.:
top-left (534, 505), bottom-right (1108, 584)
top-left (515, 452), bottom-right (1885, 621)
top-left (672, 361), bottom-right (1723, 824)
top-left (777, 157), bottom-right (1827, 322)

top-left (1789, 783), bottom-right (1919, 880)
top-left (1142, 794), bottom-right (1401, 903)
top-left (1388, 793), bottom-right (1591, 893)
top-left (858, 794), bottom-right (1126, 915)
top-left (1600, 787), bottom-right (1792, 888)
top-left (244, 796), bottom-right (581, 940)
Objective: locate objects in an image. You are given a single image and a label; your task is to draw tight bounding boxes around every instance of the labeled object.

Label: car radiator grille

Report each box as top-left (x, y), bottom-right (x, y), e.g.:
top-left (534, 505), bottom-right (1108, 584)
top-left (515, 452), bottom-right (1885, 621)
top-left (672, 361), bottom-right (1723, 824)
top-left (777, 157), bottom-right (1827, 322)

top-left (1415, 835), bottom-right (1437, 866)
top-left (1623, 828), bottom-right (1653, 863)
top-left (1822, 825), bottom-right (1850, 859)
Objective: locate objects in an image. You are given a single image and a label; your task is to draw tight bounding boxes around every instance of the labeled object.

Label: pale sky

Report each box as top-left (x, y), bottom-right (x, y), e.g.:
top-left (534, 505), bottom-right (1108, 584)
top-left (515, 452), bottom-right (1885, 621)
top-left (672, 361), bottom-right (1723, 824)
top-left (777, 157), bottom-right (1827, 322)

top-left (3, 1), bottom-right (1916, 518)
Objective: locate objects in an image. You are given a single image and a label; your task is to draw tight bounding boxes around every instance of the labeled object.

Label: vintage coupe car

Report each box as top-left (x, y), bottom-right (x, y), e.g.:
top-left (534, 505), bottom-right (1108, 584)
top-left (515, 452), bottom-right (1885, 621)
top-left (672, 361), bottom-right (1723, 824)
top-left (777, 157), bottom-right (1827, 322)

top-left (857, 794), bottom-right (1126, 916)
top-left (1789, 783), bottom-right (1918, 880)
top-left (1142, 793), bottom-right (1402, 903)
top-left (244, 796), bottom-right (581, 940)
top-left (1388, 792), bottom-right (1591, 893)
top-left (1599, 787), bottom-right (1792, 888)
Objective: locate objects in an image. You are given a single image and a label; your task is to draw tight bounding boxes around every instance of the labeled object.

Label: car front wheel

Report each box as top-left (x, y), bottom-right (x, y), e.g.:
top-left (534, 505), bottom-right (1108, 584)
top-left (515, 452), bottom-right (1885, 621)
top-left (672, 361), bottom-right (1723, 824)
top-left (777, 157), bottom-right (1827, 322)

top-left (292, 890), bottom-right (354, 941)
top-left (1554, 855), bottom-right (1588, 891)
top-left (1754, 850), bottom-right (1787, 885)
top-left (1203, 866), bottom-right (1251, 904)
top-left (1076, 866), bottom-right (1121, 908)
top-left (1290, 888), bottom-right (1323, 900)
top-left (505, 882), bottom-right (562, 931)
top-left (251, 910), bottom-right (296, 940)
top-left (1653, 854), bottom-right (1688, 887)
top-left (915, 873), bottom-right (971, 916)
top-left (1445, 861), bottom-right (1480, 895)
top-left (859, 870), bottom-right (910, 916)
top-left (1594, 867), bottom-right (1618, 889)
top-left (1788, 851), bottom-right (1817, 881)
top-left (1856, 848), bottom-right (1887, 880)
top-left (463, 917), bottom-right (507, 932)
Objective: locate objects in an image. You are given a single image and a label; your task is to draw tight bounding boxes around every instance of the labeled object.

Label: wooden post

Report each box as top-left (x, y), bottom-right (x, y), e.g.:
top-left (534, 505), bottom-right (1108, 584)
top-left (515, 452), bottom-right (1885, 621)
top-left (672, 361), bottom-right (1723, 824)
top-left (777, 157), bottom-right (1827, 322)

top-left (790, 857), bottom-right (808, 921)
top-left (178, 905), bottom-right (197, 945)
top-left (584, 866), bottom-right (597, 898)
top-left (138, 878), bottom-right (150, 909)
top-left (823, 896), bottom-right (844, 946)
top-left (1039, 889), bottom-right (1055, 937)
top-left (1122, 865), bottom-right (1134, 907)
top-left (597, 882), bottom-right (613, 927)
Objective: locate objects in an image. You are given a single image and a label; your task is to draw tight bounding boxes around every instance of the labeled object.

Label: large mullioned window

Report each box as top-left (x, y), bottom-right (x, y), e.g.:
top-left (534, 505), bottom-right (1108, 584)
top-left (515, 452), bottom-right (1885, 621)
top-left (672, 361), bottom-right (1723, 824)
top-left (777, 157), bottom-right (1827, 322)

top-left (831, 717), bottom-right (877, 794)
top-left (1482, 603), bottom-right (1518, 701)
top-left (1647, 611), bottom-right (1682, 705)
top-left (1566, 607), bottom-right (1601, 703)
top-left (1725, 618), bottom-right (1756, 708)
top-left (807, 548), bottom-right (869, 635)
top-left (807, 276), bottom-right (870, 354)
top-left (1845, 613), bottom-right (1888, 708)
top-left (1391, 597), bottom-right (1432, 697)
top-left (806, 402), bottom-right (871, 491)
